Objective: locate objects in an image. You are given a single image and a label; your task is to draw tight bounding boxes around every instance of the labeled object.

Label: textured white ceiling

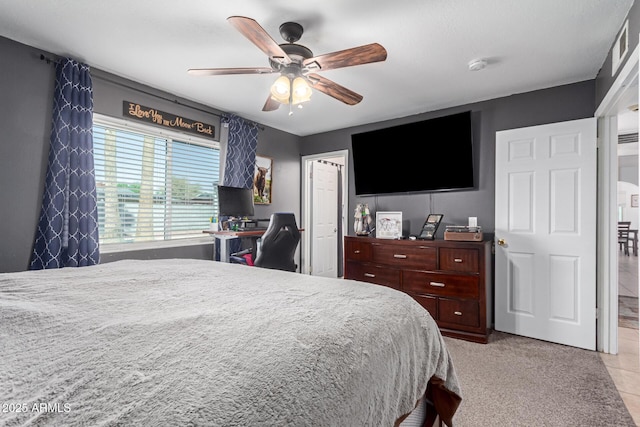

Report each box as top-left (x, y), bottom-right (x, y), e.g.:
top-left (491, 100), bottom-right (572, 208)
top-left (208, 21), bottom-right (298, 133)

top-left (0, 0), bottom-right (634, 136)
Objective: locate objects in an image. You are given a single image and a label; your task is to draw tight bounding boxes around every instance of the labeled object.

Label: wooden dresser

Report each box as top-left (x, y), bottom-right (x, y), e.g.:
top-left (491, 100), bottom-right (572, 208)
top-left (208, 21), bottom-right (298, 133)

top-left (344, 236), bottom-right (492, 343)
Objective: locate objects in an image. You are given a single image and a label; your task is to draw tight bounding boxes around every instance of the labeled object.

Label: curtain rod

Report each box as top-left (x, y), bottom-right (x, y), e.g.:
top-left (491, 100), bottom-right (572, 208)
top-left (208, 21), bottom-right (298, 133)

top-left (317, 159), bottom-right (343, 168)
top-left (39, 54), bottom-right (58, 65)
top-left (39, 54), bottom-right (264, 130)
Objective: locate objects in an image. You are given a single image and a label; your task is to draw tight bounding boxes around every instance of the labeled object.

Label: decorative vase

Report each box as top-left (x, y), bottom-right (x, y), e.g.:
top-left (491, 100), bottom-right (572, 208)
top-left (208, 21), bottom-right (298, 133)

top-left (354, 203), bottom-right (373, 236)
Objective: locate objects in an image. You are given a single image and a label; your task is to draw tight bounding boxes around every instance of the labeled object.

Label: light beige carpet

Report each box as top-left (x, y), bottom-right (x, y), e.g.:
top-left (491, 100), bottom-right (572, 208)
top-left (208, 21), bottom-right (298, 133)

top-left (444, 331), bottom-right (635, 426)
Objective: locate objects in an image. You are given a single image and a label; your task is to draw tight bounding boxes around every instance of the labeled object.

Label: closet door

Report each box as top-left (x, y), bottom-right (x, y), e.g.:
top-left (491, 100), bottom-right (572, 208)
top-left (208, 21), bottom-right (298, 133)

top-left (311, 160), bottom-right (339, 277)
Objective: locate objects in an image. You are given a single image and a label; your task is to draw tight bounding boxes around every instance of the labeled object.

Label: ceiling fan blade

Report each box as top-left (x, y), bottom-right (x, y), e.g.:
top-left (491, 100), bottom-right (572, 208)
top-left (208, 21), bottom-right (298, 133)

top-left (303, 43), bottom-right (387, 71)
top-left (307, 73), bottom-right (363, 105)
top-left (227, 16), bottom-right (292, 65)
top-left (262, 95), bottom-right (281, 112)
top-left (187, 67), bottom-right (276, 76)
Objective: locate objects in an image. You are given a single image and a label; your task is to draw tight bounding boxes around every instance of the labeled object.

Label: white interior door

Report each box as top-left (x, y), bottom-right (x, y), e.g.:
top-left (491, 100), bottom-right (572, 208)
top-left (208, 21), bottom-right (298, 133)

top-left (311, 161), bottom-right (339, 277)
top-left (495, 117), bottom-right (597, 350)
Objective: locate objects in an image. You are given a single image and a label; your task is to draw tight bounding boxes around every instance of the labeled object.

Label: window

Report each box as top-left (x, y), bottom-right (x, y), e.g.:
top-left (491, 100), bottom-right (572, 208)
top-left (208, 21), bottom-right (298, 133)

top-left (93, 115), bottom-right (221, 246)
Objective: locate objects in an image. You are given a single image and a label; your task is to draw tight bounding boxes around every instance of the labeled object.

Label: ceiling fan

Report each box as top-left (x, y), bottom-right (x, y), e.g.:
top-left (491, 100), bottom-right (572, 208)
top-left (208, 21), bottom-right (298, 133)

top-left (188, 16), bottom-right (387, 113)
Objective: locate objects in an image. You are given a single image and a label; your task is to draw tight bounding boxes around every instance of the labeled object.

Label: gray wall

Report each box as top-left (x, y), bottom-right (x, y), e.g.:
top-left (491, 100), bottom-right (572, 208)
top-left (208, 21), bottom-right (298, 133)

top-left (100, 244), bottom-right (214, 264)
top-left (0, 37), bottom-right (54, 273)
top-left (620, 155), bottom-right (640, 185)
top-left (301, 80), bottom-right (596, 238)
top-left (0, 36), bottom-right (301, 272)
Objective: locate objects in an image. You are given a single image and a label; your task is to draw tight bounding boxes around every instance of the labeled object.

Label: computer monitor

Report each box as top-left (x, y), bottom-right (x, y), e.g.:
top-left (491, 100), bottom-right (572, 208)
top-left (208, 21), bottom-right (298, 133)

top-left (217, 185), bottom-right (255, 218)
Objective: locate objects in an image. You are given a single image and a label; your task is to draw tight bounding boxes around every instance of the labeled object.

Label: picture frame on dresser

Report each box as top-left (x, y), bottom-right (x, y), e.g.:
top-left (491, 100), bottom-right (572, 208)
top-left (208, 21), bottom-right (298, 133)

top-left (418, 214), bottom-right (444, 240)
top-left (375, 211), bottom-right (402, 239)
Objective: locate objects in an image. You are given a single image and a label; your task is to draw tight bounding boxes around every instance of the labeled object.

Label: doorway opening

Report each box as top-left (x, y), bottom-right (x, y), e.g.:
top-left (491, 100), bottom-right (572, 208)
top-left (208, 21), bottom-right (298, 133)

top-left (301, 150), bottom-right (349, 277)
top-left (616, 84), bottom-right (639, 330)
top-left (595, 42), bottom-right (639, 353)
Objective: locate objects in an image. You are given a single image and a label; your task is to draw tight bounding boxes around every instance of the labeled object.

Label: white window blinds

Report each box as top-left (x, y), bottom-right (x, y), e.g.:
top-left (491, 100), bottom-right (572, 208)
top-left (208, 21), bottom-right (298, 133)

top-left (93, 118), bottom-right (221, 245)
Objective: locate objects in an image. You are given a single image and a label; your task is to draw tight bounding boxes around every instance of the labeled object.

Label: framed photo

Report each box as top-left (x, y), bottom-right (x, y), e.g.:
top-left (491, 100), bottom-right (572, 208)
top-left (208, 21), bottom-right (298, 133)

top-left (632, 194), bottom-right (638, 208)
top-left (254, 155), bottom-right (273, 204)
top-left (376, 211), bottom-right (403, 239)
top-left (418, 214), bottom-right (444, 240)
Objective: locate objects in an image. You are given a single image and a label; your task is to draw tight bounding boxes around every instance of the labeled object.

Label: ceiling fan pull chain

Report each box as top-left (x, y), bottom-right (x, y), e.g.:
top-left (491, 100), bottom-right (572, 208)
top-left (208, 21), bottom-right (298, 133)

top-left (289, 79), bottom-right (294, 116)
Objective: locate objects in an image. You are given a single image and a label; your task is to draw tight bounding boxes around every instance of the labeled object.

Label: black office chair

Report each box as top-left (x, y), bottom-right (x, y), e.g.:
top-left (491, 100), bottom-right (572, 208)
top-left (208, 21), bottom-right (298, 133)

top-left (229, 248), bottom-right (254, 265)
top-left (253, 213), bottom-right (301, 272)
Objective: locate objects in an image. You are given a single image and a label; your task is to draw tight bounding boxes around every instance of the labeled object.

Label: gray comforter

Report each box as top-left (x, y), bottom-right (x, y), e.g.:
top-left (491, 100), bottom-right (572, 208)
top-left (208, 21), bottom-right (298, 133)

top-left (0, 259), bottom-right (461, 426)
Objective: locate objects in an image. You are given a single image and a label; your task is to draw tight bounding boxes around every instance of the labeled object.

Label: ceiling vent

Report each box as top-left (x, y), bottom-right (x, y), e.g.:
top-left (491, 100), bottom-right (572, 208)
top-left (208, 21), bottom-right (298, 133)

top-left (618, 133), bottom-right (638, 144)
top-left (612, 20), bottom-right (629, 76)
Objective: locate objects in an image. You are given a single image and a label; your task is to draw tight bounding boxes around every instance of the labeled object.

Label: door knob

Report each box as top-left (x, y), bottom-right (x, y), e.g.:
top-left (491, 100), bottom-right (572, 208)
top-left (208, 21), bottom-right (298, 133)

top-left (497, 238), bottom-right (506, 246)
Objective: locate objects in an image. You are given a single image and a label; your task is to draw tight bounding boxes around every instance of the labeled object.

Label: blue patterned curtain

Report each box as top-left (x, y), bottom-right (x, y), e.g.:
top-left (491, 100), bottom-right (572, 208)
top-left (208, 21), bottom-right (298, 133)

top-left (222, 114), bottom-right (258, 189)
top-left (30, 58), bottom-right (99, 269)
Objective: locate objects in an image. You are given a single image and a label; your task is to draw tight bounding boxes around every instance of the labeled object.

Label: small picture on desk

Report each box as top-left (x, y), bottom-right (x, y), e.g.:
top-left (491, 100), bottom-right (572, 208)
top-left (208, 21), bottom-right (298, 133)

top-left (631, 194), bottom-right (638, 207)
top-left (254, 155), bottom-right (272, 205)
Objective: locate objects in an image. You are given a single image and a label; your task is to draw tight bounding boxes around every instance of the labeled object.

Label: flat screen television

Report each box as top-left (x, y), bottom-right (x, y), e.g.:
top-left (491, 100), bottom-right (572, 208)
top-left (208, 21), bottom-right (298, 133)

top-left (217, 184), bottom-right (255, 217)
top-left (351, 111), bottom-right (474, 195)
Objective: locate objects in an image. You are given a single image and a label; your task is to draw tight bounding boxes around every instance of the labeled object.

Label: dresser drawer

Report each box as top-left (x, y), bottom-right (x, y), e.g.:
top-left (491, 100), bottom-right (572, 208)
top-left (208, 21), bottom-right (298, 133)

top-left (345, 261), bottom-right (401, 290)
top-left (439, 248), bottom-right (479, 272)
top-left (410, 294), bottom-right (437, 318)
top-left (372, 243), bottom-right (436, 270)
top-left (345, 239), bottom-right (372, 262)
top-left (438, 298), bottom-right (479, 328)
top-left (402, 271), bottom-right (479, 299)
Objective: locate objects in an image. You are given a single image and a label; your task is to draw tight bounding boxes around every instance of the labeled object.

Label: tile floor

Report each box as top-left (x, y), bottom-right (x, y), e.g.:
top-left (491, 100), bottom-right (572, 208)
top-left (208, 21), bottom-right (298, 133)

top-left (619, 253), bottom-right (640, 298)
top-left (600, 253), bottom-right (640, 425)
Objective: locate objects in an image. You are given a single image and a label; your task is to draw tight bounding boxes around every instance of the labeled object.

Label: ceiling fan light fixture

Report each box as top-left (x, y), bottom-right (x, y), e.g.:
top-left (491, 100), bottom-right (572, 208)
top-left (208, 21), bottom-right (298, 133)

top-left (291, 77), bottom-right (312, 104)
top-left (270, 75), bottom-right (312, 107)
top-left (270, 75), bottom-right (291, 103)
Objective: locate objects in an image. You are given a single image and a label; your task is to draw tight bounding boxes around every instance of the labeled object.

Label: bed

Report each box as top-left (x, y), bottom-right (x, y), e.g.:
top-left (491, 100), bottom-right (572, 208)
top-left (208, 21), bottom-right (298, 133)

top-left (0, 259), bottom-right (461, 426)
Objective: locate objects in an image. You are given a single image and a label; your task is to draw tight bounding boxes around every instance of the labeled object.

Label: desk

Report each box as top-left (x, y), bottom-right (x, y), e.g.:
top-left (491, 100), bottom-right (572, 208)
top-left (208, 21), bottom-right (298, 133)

top-left (203, 229), bottom-right (267, 262)
top-left (203, 228), bottom-right (304, 263)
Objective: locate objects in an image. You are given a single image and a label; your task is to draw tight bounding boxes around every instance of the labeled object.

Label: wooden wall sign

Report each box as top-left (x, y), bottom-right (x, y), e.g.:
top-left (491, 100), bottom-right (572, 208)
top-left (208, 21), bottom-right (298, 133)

top-left (123, 101), bottom-right (216, 139)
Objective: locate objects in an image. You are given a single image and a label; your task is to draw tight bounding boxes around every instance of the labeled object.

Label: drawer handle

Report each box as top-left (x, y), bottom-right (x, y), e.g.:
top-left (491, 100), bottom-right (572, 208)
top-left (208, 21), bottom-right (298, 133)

top-left (429, 281), bottom-right (446, 287)
top-left (454, 258), bottom-right (463, 263)
top-left (454, 311), bottom-right (463, 316)
top-left (364, 273), bottom-right (376, 278)
top-left (393, 254), bottom-right (407, 259)
top-left (354, 250), bottom-right (361, 254)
